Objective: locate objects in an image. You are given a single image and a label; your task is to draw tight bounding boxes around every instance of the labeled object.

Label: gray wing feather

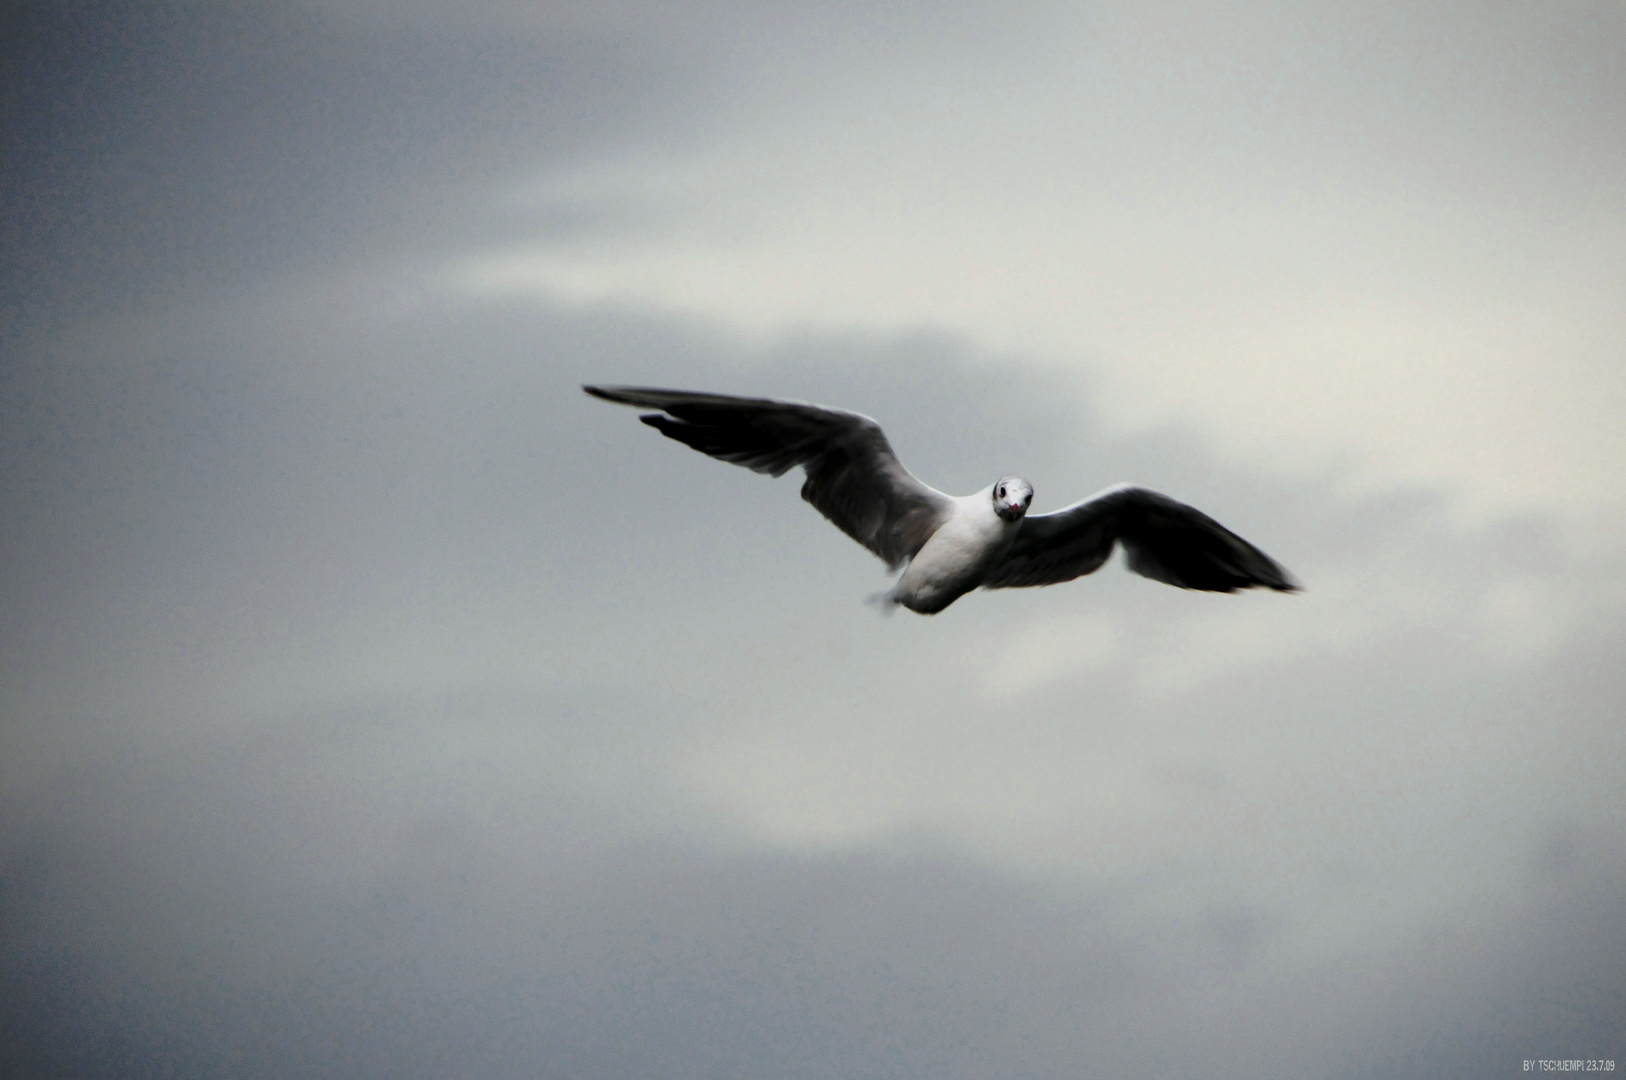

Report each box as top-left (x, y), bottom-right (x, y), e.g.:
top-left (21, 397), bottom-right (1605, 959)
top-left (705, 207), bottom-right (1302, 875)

top-left (984, 484), bottom-right (1299, 593)
top-left (585, 385), bottom-right (953, 571)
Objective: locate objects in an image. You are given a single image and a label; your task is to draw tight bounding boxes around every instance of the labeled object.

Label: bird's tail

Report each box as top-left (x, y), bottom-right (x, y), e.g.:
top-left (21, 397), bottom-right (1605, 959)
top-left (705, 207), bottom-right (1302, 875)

top-left (865, 589), bottom-right (899, 616)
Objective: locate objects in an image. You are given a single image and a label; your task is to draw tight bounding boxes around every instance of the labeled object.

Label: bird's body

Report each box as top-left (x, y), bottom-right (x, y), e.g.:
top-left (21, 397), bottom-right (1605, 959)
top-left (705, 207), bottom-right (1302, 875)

top-left (888, 485), bottom-right (1021, 613)
top-left (585, 385), bottom-right (1298, 613)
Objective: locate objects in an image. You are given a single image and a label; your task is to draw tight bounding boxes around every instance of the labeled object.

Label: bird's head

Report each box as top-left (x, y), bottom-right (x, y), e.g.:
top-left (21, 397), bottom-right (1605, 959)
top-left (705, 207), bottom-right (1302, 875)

top-left (992, 477), bottom-right (1034, 522)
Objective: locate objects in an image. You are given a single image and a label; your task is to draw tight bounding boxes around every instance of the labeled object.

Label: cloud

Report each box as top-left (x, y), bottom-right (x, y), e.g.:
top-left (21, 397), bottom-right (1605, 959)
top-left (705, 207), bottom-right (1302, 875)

top-left (3, 694), bottom-right (1623, 1079)
top-left (8, 0), bottom-right (1623, 508)
top-left (5, 2), bottom-right (1623, 1073)
top-left (5, 280), bottom-right (1623, 1075)
top-left (434, 1), bottom-right (1626, 514)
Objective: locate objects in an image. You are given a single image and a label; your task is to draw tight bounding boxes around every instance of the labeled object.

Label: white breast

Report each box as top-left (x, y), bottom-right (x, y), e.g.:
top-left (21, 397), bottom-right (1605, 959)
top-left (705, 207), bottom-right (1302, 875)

top-left (890, 493), bottom-right (1019, 614)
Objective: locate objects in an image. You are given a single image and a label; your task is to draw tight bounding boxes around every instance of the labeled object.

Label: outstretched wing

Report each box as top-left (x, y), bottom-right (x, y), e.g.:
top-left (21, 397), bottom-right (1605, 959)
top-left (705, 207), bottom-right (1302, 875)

top-left (984, 484), bottom-right (1299, 592)
top-left (585, 386), bottom-right (954, 571)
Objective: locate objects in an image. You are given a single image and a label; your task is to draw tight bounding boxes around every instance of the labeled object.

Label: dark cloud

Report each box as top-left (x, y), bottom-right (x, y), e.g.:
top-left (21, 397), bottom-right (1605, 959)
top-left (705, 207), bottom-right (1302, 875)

top-left (1, 0), bottom-right (1052, 328)
top-left (1, 0), bottom-right (693, 327)
top-left (2, 689), bottom-right (1622, 1079)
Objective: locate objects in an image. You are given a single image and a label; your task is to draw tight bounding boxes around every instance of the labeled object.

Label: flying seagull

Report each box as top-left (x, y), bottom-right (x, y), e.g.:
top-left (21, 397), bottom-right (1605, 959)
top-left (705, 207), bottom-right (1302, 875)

top-left (585, 386), bottom-right (1299, 614)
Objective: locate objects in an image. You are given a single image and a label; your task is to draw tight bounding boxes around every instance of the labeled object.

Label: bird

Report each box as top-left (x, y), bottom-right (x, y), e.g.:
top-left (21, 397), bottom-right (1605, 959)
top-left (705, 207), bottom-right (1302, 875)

top-left (585, 385), bottom-right (1299, 614)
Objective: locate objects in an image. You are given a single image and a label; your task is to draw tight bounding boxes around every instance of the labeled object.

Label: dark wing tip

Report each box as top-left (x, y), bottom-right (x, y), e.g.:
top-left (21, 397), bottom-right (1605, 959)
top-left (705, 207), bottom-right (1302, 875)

top-left (583, 384), bottom-right (640, 405)
top-left (1180, 572), bottom-right (1301, 594)
top-left (1252, 558), bottom-right (1303, 593)
top-left (1228, 560), bottom-right (1302, 594)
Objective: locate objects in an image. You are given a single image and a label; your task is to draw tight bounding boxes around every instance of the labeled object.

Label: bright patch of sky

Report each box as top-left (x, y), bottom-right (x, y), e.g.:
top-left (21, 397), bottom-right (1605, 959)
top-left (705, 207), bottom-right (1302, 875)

top-left (451, 1), bottom-right (1626, 517)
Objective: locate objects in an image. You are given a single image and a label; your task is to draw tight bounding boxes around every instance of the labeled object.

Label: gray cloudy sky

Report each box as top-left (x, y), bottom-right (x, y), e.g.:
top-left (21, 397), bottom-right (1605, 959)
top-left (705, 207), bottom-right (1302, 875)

top-left (2, 2), bottom-right (1622, 1077)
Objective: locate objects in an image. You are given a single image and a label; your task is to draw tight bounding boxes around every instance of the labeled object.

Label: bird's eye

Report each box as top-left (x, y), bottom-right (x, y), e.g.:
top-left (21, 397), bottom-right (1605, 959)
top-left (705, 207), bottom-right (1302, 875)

top-left (997, 486), bottom-right (1005, 498)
